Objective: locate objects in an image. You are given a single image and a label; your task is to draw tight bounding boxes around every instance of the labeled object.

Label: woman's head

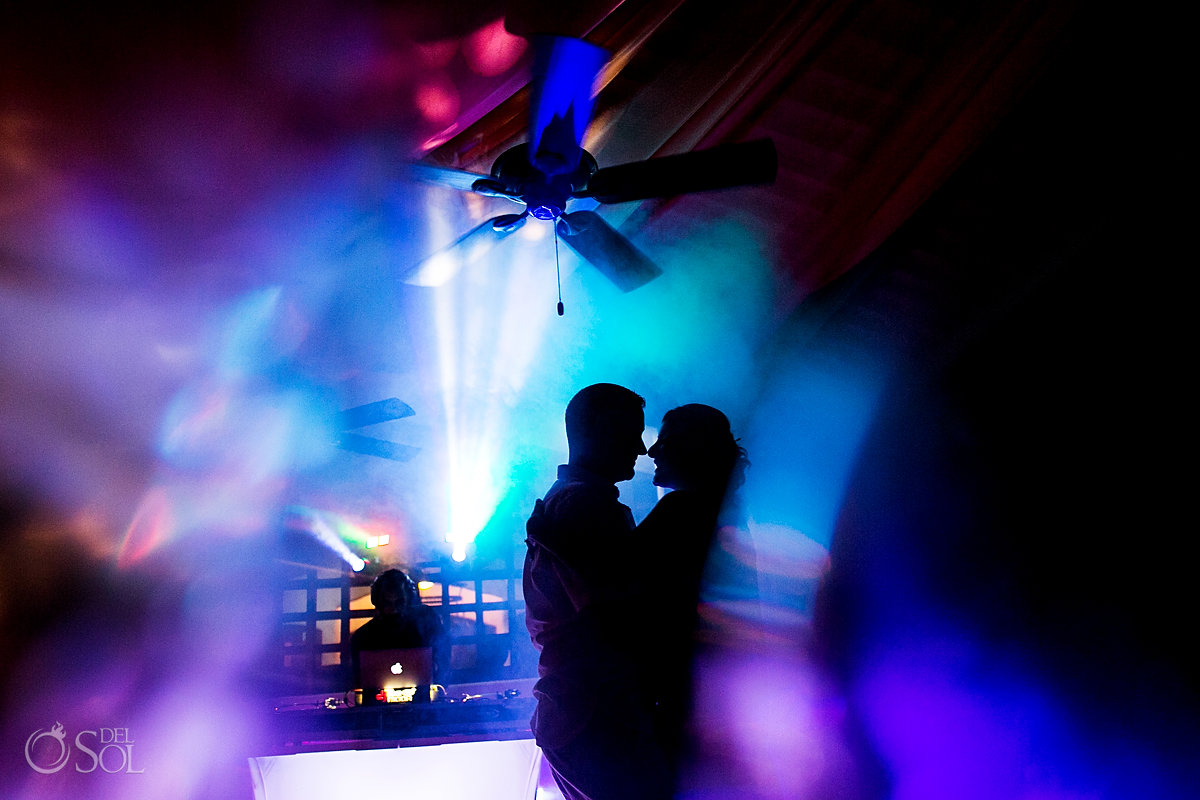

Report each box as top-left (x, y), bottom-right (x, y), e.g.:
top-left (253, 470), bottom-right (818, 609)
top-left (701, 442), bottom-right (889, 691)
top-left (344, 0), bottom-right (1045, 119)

top-left (647, 404), bottom-right (748, 492)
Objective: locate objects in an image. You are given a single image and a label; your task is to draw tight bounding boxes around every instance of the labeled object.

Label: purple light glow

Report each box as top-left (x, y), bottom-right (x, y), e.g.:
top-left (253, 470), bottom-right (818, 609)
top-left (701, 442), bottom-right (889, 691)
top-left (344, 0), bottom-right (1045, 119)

top-left (855, 630), bottom-right (1121, 800)
top-left (702, 652), bottom-right (829, 798)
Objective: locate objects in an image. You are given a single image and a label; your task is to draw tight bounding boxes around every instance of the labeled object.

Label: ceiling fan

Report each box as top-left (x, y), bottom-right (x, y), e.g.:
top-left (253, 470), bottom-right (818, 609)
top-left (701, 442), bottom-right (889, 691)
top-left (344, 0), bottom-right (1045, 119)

top-left (334, 397), bottom-right (419, 462)
top-left (407, 34), bottom-right (777, 307)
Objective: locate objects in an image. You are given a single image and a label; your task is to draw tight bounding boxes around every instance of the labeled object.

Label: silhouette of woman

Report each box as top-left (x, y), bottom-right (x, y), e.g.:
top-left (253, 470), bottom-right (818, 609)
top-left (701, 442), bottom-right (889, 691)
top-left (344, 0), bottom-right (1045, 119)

top-left (638, 404), bottom-right (750, 779)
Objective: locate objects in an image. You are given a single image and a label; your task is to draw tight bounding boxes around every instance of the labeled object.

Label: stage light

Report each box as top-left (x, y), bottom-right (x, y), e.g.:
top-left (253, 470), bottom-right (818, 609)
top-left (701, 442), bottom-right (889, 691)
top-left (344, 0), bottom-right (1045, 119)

top-left (423, 203), bottom-right (561, 565)
top-left (288, 506), bottom-right (372, 572)
top-left (364, 533), bottom-right (390, 549)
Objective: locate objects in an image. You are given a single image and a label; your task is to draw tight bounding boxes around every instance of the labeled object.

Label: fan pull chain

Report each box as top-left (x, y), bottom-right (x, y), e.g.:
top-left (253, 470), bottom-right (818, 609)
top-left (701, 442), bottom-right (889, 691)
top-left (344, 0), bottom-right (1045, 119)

top-left (554, 221), bottom-right (564, 316)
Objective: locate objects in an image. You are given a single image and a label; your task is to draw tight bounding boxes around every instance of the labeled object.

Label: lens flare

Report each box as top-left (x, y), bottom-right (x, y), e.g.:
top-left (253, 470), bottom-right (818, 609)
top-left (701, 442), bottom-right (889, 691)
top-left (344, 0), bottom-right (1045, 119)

top-left (117, 486), bottom-right (174, 568)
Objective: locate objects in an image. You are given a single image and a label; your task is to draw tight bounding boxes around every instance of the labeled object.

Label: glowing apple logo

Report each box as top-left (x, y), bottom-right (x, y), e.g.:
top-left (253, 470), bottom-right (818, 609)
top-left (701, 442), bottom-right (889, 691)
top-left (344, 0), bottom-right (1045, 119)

top-left (390, 662), bottom-right (404, 675)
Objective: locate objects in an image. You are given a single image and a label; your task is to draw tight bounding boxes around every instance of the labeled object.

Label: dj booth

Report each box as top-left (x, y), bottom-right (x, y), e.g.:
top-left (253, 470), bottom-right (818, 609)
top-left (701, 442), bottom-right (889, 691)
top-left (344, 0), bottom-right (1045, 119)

top-left (250, 680), bottom-right (552, 800)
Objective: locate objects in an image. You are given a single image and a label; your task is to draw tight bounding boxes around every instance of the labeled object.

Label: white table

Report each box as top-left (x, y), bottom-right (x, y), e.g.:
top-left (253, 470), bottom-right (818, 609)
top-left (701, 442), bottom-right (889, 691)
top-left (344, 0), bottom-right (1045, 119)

top-left (249, 737), bottom-right (550, 800)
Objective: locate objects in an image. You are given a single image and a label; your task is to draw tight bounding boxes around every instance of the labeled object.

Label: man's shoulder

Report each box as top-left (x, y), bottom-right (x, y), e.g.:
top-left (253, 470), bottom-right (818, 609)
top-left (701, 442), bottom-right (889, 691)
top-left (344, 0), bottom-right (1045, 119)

top-left (527, 478), bottom-right (633, 559)
top-left (542, 480), bottom-right (629, 530)
top-left (546, 477), bottom-right (618, 505)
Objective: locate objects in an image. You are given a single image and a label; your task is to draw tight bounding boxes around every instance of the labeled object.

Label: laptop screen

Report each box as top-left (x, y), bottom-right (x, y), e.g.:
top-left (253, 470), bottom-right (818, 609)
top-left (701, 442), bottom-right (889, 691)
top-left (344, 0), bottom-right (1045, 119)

top-left (357, 647), bottom-right (434, 702)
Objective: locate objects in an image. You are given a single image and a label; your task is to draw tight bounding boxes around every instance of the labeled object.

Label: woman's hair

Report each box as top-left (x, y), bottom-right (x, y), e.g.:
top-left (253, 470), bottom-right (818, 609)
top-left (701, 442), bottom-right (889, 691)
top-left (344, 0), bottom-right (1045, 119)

top-left (662, 404), bottom-right (750, 492)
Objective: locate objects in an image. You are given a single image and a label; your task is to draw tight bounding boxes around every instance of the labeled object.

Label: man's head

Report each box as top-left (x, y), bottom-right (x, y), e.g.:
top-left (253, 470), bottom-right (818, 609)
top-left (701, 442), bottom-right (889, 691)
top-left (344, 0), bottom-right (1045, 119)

top-left (370, 568), bottom-right (418, 616)
top-left (565, 383), bottom-right (646, 482)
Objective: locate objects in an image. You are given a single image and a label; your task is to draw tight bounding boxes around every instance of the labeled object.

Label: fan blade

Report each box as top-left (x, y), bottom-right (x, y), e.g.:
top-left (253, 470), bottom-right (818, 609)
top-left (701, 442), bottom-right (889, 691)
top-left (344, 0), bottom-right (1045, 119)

top-left (528, 36), bottom-right (608, 177)
top-left (557, 210), bottom-right (662, 292)
top-left (579, 138), bottom-right (778, 204)
top-left (338, 398), bottom-right (414, 431)
top-left (492, 211), bottom-right (529, 233)
top-left (409, 163), bottom-right (493, 193)
top-left (402, 216), bottom-right (514, 287)
top-left (335, 433), bottom-right (420, 462)
top-left (410, 163), bottom-right (520, 201)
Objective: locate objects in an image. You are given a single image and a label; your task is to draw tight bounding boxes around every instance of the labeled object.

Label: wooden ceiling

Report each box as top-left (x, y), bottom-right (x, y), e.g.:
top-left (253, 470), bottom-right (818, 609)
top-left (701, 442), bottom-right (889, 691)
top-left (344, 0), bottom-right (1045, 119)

top-left (418, 0), bottom-right (1085, 310)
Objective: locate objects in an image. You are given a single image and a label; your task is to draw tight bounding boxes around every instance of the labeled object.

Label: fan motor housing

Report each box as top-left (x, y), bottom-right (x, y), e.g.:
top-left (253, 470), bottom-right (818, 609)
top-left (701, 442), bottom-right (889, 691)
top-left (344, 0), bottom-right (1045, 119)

top-left (491, 144), bottom-right (597, 220)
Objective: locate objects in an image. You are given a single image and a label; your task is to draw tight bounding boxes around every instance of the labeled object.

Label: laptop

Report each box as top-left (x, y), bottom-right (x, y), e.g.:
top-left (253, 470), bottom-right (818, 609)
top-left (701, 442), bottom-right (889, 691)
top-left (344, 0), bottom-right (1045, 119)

top-left (357, 647), bottom-right (435, 704)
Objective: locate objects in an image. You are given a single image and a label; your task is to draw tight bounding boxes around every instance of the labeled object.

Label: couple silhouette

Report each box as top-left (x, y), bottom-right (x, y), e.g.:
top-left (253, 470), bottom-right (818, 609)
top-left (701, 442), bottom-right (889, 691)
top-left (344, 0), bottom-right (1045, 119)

top-left (523, 383), bottom-right (748, 800)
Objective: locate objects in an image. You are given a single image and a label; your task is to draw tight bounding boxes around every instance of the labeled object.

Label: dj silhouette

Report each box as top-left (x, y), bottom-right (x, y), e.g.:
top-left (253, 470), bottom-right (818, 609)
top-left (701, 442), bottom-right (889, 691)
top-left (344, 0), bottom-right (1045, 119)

top-left (350, 568), bottom-right (446, 689)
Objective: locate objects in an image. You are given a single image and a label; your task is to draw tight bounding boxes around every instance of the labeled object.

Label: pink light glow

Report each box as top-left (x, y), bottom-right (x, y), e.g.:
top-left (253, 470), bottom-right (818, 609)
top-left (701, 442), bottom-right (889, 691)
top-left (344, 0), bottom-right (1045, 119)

top-left (415, 39), bottom-right (458, 69)
top-left (463, 18), bottom-right (527, 77)
top-left (697, 652), bottom-right (831, 799)
top-left (415, 78), bottom-right (460, 126)
top-left (117, 487), bottom-right (173, 568)
top-left (420, 123), bottom-right (459, 152)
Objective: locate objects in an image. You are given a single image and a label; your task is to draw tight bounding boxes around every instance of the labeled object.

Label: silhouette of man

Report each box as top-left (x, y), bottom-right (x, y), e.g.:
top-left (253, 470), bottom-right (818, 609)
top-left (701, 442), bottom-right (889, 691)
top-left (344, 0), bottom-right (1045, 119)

top-left (523, 383), bottom-right (672, 800)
